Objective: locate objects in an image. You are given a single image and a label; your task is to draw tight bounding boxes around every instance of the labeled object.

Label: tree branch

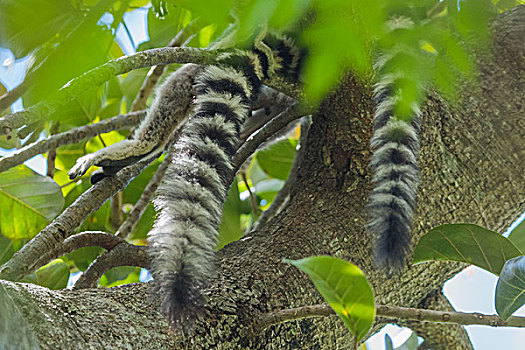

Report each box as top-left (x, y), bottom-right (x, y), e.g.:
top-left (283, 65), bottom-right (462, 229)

top-left (110, 192), bottom-right (124, 230)
top-left (46, 121), bottom-right (60, 178)
top-left (0, 110), bottom-right (144, 173)
top-left (257, 303), bottom-right (525, 331)
top-left (32, 231), bottom-right (126, 270)
top-left (0, 6), bottom-right (523, 348)
top-left (398, 290), bottom-right (474, 350)
top-left (72, 243), bottom-right (149, 289)
top-left (0, 157), bottom-right (155, 282)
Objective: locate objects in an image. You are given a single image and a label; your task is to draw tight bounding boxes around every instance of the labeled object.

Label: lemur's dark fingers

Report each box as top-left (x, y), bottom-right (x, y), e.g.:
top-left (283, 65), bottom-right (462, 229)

top-left (90, 170), bottom-right (107, 185)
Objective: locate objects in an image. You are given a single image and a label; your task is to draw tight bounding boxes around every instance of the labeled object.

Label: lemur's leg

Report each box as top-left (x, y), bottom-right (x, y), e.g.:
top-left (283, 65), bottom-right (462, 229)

top-left (68, 64), bottom-right (204, 180)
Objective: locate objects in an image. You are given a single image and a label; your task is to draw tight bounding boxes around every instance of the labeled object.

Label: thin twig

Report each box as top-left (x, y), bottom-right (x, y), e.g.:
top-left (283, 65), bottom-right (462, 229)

top-left (116, 151), bottom-right (174, 239)
top-left (256, 303), bottom-right (525, 331)
top-left (0, 110), bottom-right (145, 173)
top-left (46, 121), bottom-right (60, 178)
top-left (72, 243), bottom-right (150, 289)
top-left (241, 171), bottom-right (259, 217)
top-left (22, 123), bottom-right (43, 146)
top-left (17, 123), bottom-right (39, 140)
top-left (0, 47), bottom-right (220, 134)
top-left (110, 192), bottom-right (124, 230)
top-left (0, 82), bottom-right (28, 113)
top-left (0, 157), bottom-right (155, 282)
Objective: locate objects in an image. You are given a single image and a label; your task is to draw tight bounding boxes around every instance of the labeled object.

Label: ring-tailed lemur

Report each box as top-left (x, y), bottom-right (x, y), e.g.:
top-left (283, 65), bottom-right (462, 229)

top-left (69, 19), bottom-right (421, 320)
top-left (69, 31), bottom-right (303, 325)
top-left (367, 17), bottom-right (422, 274)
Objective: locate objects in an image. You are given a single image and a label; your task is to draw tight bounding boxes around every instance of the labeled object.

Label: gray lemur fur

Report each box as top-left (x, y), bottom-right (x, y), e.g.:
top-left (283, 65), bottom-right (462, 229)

top-left (68, 63), bottom-right (205, 180)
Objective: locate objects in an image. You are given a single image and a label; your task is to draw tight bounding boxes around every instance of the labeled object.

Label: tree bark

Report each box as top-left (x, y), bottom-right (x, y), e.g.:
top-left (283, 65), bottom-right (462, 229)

top-left (1, 5), bottom-right (524, 349)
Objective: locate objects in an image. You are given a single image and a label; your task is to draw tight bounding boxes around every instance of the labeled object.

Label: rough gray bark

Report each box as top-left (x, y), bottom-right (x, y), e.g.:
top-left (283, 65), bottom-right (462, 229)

top-left (0, 5), bottom-right (524, 349)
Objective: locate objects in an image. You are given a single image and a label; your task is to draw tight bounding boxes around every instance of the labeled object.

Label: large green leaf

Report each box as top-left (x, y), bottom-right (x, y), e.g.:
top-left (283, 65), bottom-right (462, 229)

top-left (284, 256), bottom-right (375, 341)
top-left (99, 266), bottom-right (141, 287)
top-left (66, 246), bottom-right (103, 272)
top-left (142, 5), bottom-right (189, 50)
top-left (413, 224), bottom-right (522, 275)
top-left (35, 259), bottom-right (69, 290)
top-left (256, 138), bottom-right (297, 181)
top-left (0, 234), bottom-right (15, 266)
top-left (23, 25), bottom-right (113, 108)
top-left (495, 256), bottom-right (525, 321)
top-left (217, 179), bottom-right (243, 250)
top-left (508, 219), bottom-right (525, 254)
top-left (172, 0), bottom-right (233, 28)
top-left (0, 0), bottom-right (79, 57)
top-left (0, 165), bottom-right (64, 239)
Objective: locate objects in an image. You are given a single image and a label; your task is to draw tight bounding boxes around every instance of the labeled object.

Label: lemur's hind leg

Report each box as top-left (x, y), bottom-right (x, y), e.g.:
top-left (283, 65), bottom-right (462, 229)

top-left (68, 64), bottom-right (204, 181)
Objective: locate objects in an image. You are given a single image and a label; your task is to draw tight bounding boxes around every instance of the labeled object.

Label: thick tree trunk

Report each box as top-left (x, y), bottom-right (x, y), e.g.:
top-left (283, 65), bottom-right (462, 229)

top-left (1, 6), bottom-right (524, 350)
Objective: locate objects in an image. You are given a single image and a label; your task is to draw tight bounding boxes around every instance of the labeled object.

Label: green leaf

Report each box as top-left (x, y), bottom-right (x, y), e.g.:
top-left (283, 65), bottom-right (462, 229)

top-left (174, 0), bottom-right (233, 28)
top-left (143, 5), bottom-right (189, 50)
top-left (67, 246), bottom-right (103, 272)
top-left (413, 224), bottom-right (521, 275)
top-left (99, 266), bottom-right (140, 287)
top-left (0, 165), bottom-right (64, 240)
top-left (495, 256), bottom-right (525, 320)
top-left (0, 0), bottom-right (79, 57)
top-left (122, 160), bottom-right (159, 203)
top-left (253, 178), bottom-right (284, 202)
top-left (0, 81), bottom-right (6, 97)
top-left (120, 68), bottom-right (150, 112)
top-left (24, 25), bottom-right (112, 108)
top-left (284, 256), bottom-right (375, 341)
top-left (36, 259), bottom-right (69, 290)
top-left (217, 179), bottom-right (243, 250)
top-left (269, 0), bottom-right (311, 30)
top-left (0, 234), bottom-right (15, 266)
top-left (508, 219), bottom-right (525, 253)
top-left (256, 138), bottom-right (297, 180)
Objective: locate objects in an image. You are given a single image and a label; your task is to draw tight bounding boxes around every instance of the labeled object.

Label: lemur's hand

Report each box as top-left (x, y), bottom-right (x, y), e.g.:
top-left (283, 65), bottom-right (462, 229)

top-left (68, 153), bottom-right (99, 179)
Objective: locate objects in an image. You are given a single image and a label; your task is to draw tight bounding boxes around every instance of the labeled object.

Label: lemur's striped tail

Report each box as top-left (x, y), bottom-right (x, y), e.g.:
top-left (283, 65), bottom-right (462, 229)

top-left (148, 34), bottom-right (302, 325)
top-left (368, 76), bottom-right (421, 274)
